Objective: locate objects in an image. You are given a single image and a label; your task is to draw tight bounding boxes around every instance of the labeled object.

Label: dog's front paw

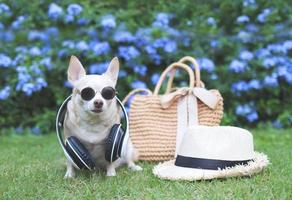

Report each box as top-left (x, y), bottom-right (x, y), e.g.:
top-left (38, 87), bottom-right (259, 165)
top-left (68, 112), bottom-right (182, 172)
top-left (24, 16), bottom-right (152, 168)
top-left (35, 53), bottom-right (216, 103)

top-left (129, 164), bottom-right (143, 171)
top-left (64, 170), bottom-right (75, 179)
top-left (106, 169), bottom-right (116, 177)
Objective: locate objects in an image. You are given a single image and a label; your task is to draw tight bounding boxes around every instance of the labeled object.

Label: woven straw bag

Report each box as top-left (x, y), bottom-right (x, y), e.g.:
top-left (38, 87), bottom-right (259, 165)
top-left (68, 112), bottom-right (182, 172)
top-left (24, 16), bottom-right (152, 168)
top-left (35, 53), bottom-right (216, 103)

top-left (123, 56), bottom-right (224, 161)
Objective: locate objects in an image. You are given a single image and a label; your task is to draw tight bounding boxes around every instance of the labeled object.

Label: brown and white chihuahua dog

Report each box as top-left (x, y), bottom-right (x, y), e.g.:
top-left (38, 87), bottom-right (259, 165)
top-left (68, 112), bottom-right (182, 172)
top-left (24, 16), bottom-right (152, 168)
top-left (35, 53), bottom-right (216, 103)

top-left (63, 56), bottom-right (141, 178)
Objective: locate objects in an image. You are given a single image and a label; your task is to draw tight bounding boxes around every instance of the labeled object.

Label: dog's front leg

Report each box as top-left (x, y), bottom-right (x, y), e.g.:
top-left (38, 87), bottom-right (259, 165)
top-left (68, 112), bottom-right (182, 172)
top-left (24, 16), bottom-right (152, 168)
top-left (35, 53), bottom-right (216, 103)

top-left (64, 160), bottom-right (75, 179)
top-left (106, 163), bottom-right (116, 177)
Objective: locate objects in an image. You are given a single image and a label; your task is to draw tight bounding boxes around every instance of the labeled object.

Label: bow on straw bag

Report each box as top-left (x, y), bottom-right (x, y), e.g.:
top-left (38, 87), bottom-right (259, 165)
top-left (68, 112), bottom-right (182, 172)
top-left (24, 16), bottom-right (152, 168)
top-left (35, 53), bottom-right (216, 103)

top-left (122, 56), bottom-right (224, 161)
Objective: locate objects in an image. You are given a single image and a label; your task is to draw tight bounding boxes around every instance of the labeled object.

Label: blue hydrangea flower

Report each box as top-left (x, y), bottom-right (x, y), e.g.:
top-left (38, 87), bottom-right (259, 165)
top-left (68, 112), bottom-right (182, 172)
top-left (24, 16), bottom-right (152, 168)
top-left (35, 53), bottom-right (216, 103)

top-left (283, 40), bottom-right (292, 51)
top-left (12, 54), bottom-right (25, 67)
top-left (77, 18), bottom-right (89, 25)
top-left (164, 40), bottom-right (177, 53)
top-left (236, 104), bottom-right (252, 115)
top-left (28, 30), bottom-right (49, 41)
top-left (118, 46), bottom-right (140, 61)
top-left (133, 65), bottom-right (147, 76)
top-left (131, 80), bottom-right (147, 89)
top-left (246, 111), bottom-right (258, 122)
top-left (22, 83), bottom-right (35, 96)
top-left (182, 36), bottom-right (191, 47)
top-left (35, 77), bottom-right (48, 90)
top-left (15, 126), bottom-right (24, 135)
top-left (153, 38), bottom-right (177, 53)
top-left (267, 43), bottom-right (287, 54)
top-left (31, 127), bottom-right (41, 135)
top-left (210, 74), bottom-right (218, 80)
top-left (239, 50), bottom-right (254, 61)
top-left (40, 57), bottom-right (52, 70)
top-left (29, 47), bottom-right (41, 56)
top-left (145, 45), bottom-right (157, 55)
top-left (236, 15), bottom-right (250, 24)
top-left (11, 16), bottom-right (26, 29)
top-left (257, 8), bottom-right (272, 23)
top-left (0, 22), bottom-right (4, 29)
top-left (276, 66), bottom-right (288, 77)
top-left (119, 70), bottom-right (127, 78)
top-left (245, 24), bottom-right (259, 33)
top-left (45, 27), bottom-right (59, 36)
top-left (229, 59), bottom-right (247, 73)
top-left (150, 54), bottom-right (161, 65)
top-left (89, 62), bottom-right (109, 74)
top-left (41, 45), bottom-right (51, 54)
top-left (248, 79), bottom-right (261, 89)
top-left (153, 38), bottom-right (166, 48)
top-left (210, 40), bottom-right (219, 48)
top-left (0, 54), bottom-right (12, 68)
top-left (263, 57), bottom-right (276, 68)
top-left (15, 46), bottom-right (28, 53)
top-left (152, 12), bottom-right (170, 27)
top-left (263, 74), bottom-right (278, 87)
top-left (236, 104), bottom-right (258, 122)
top-left (91, 41), bottom-right (110, 56)
top-left (0, 3), bottom-right (11, 15)
top-left (135, 28), bottom-right (152, 47)
top-left (67, 4), bottom-right (83, 16)
top-left (30, 64), bottom-right (43, 76)
top-left (100, 15), bottom-right (116, 29)
top-left (0, 86), bottom-right (11, 100)
top-left (0, 30), bottom-right (15, 41)
top-left (64, 81), bottom-right (73, 88)
top-left (76, 41), bottom-right (89, 51)
top-left (16, 66), bottom-right (31, 91)
top-left (243, 0), bottom-right (256, 7)
top-left (48, 3), bottom-right (63, 20)
top-left (113, 30), bottom-right (136, 43)
top-left (231, 81), bottom-right (249, 92)
top-left (272, 120), bottom-right (283, 129)
top-left (207, 17), bottom-right (216, 26)
top-left (237, 31), bottom-right (251, 43)
top-left (64, 14), bottom-right (74, 23)
top-left (151, 73), bottom-right (160, 85)
top-left (58, 49), bottom-right (68, 58)
top-left (255, 48), bottom-right (270, 58)
top-left (87, 29), bottom-right (98, 39)
top-left (198, 58), bottom-right (215, 72)
top-left (277, 66), bottom-right (292, 84)
top-left (62, 40), bottom-right (75, 49)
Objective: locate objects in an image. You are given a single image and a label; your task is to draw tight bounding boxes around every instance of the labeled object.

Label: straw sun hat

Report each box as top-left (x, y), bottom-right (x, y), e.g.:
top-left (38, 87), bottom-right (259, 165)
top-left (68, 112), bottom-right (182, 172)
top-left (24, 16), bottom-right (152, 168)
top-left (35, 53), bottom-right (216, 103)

top-left (153, 126), bottom-right (269, 181)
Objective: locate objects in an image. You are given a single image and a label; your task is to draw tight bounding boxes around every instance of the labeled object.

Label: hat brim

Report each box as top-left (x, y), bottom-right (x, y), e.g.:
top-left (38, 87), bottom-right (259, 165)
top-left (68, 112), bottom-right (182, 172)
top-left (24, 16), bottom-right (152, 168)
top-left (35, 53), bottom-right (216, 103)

top-left (153, 152), bottom-right (269, 181)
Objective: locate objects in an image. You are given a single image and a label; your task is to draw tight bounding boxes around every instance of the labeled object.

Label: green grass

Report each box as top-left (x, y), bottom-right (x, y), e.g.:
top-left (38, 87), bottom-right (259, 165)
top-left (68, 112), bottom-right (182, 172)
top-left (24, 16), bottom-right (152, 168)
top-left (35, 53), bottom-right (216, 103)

top-left (0, 129), bottom-right (292, 200)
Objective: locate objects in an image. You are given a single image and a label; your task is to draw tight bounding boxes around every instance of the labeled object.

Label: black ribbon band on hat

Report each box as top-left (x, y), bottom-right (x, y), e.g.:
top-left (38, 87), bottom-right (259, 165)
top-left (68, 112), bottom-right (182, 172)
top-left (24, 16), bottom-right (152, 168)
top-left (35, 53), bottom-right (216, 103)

top-left (175, 155), bottom-right (252, 170)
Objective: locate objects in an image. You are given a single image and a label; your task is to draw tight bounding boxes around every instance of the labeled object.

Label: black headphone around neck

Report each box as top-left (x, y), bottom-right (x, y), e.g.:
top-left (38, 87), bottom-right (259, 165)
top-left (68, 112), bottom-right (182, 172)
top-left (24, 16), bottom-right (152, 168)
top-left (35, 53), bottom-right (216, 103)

top-left (56, 95), bottom-right (129, 171)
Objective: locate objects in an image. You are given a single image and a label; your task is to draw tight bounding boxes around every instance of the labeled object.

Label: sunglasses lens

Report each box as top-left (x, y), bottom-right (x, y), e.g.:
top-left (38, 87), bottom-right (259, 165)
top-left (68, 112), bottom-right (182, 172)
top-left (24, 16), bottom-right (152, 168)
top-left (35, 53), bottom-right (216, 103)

top-left (80, 87), bottom-right (95, 101)
top-left (101, 87), bottom-right (115, 100)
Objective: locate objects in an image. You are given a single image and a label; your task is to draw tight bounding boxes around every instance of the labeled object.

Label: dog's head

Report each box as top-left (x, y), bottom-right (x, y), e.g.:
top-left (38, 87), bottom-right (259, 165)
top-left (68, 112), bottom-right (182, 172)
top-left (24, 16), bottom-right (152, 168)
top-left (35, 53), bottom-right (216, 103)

top-left (67, 56), bottom-right (119, 115)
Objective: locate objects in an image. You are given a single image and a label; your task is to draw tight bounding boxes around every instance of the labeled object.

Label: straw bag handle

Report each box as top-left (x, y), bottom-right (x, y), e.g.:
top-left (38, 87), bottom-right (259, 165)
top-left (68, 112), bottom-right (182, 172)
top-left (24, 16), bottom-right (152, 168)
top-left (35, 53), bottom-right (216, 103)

top-left (166, 56), bottom-right (202, 93)
top-left (154, 62), bottom-right (195, 95)
top-left (122, 88), bottom-right (153, 105)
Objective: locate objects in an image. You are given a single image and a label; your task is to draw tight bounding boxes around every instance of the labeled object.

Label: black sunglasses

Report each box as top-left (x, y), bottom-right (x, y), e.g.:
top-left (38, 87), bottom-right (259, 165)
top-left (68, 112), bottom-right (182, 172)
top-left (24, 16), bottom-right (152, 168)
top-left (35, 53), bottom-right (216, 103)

top-left (78, 86), bottom-right (116, 101)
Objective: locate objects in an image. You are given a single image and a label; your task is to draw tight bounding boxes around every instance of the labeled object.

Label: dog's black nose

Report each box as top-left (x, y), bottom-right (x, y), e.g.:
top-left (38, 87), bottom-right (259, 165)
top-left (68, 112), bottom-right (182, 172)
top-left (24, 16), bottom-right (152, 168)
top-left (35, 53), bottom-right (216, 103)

top-left (94, 100), bottom-right (103, 108)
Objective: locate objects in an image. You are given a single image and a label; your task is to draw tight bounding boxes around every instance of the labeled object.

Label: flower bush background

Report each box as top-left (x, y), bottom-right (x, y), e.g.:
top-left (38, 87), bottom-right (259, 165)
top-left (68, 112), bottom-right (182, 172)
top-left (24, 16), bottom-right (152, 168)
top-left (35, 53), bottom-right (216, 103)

top-left (0, 0), bottom-right (291, 135)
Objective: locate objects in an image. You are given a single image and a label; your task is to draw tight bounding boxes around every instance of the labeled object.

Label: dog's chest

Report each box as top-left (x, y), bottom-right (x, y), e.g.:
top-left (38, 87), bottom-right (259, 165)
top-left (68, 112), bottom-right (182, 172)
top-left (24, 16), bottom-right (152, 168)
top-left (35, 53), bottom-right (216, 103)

top-left (83, 140), bottom-right (108, 167)
top-left (80, 127), bottom-right (110, 168)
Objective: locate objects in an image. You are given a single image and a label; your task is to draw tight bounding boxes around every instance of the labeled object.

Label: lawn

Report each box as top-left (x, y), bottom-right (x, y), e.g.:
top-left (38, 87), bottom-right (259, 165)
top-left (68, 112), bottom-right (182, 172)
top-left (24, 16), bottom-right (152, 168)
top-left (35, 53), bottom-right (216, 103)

top-left (0, 129), bottom-right (291, 200)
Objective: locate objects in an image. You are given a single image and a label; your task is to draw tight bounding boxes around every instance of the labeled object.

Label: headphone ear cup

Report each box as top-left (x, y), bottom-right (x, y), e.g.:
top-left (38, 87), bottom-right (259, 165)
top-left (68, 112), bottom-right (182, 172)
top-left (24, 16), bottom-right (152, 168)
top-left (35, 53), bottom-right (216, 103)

top-left (105, 124), bottom-right (123, 162)
top-left (65, 136), bottom-right (95, 170)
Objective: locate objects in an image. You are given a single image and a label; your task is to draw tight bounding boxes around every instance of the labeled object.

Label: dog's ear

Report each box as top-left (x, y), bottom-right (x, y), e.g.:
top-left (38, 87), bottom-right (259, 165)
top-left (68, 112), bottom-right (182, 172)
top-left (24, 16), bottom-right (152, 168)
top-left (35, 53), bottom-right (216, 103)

top-left (104, 57), bottom-right (119, 85)
top-left (68, 55), bottom-right (86, 85)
